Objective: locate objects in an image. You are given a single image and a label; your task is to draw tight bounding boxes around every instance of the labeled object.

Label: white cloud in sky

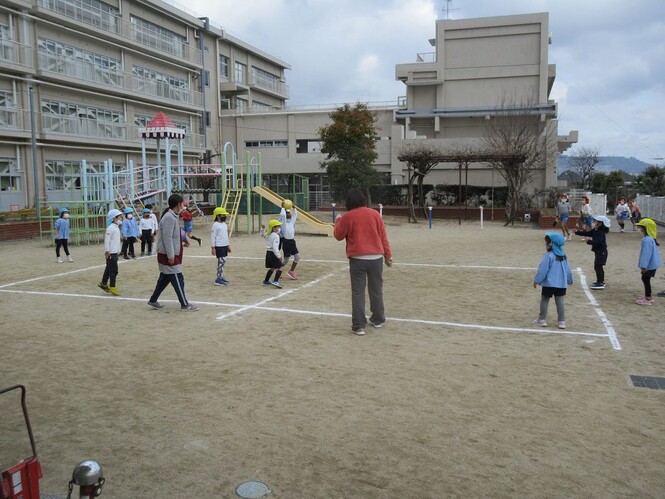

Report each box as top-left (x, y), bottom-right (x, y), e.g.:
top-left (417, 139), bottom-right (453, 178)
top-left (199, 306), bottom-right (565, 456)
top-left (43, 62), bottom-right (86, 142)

top-left (183, 0), bottom-right (665, 162)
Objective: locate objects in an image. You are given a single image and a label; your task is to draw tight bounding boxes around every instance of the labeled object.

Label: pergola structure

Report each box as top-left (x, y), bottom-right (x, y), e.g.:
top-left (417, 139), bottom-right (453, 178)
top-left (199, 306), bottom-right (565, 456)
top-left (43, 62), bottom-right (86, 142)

top-left (397, 151), bottom-right (528, 224)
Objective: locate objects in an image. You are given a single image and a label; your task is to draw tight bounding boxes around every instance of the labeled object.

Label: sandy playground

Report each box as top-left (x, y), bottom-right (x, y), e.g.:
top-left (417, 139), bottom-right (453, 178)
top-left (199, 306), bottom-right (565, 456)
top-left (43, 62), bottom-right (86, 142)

top-left (1, 215), bottom-right (664, 498)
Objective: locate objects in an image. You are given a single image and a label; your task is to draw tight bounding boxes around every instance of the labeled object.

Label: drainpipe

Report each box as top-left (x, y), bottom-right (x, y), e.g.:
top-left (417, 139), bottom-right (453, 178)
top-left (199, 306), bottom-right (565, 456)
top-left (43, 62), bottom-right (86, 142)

top-left (198, 17), bottom-right (209, 150)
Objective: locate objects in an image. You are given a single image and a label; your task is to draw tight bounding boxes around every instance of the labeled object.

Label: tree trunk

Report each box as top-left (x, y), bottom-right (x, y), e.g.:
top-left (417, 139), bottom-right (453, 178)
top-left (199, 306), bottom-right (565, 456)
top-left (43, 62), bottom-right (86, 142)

top-left (407, 170), bottom-right (418, 223)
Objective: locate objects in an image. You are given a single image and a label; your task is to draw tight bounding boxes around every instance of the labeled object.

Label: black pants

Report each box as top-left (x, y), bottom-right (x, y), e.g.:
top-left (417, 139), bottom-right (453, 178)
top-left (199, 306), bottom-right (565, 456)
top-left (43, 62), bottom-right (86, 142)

top-left (102, 253), bottom-right (118, 287)
top-left (122, 237), bottom-right (137, 258)
top-left (55, 239), bottom-right (70, 257)
top-left (150, 272), bottom-right (189, 307)
top-left (642, 269), bottom-right (657, 298)
top-left (140, 230), bottom-right (153, 254)
top-left (594, 263), bottom-right (605, 284)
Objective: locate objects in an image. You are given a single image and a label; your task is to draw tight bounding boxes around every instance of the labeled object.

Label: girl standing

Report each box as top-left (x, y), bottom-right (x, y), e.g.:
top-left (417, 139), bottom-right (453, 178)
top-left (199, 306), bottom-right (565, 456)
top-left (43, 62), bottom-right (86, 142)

top-left (211, 207), bottom-right (231, 286)
top-left (532, 232), bottom-right (574, 329)
top-left (263, 219), bottom-right (284, 288)
top-left (635, 218), bottom-right (661, 305)
top-left (615, 198), bottom-right (630, 233)
top-left (139, 208), bottom-right (155, 256)
top-left (555, 194), bottom-right (571, 240)
top-left (574, 215), bottom-right (610, 290)
top-left (54, 207), bottom-right (73, 263)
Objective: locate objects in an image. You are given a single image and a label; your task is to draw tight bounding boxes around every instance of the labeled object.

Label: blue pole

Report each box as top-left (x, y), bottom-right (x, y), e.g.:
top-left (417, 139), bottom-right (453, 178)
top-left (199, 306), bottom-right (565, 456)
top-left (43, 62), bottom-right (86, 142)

top-left (428, 206), bottom-right (433, 229)
top-left (332, 203), bottom-right (336, 223)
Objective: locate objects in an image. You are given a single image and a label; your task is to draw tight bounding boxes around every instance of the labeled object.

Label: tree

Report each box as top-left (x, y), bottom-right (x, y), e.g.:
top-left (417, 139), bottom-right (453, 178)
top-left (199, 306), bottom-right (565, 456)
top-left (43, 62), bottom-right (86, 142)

top-left (482, 100), bottom-right (546, 225)
top-left (568, 147), bottom-right (600, 190)
top-left (318, 103), bottom-right (379, 202)
top-left (605, 170), bottom-right (626, 206)
top-left (635, 166), bottom-right (665, 196)
top-left (397, 143), bottom-right (441, 222)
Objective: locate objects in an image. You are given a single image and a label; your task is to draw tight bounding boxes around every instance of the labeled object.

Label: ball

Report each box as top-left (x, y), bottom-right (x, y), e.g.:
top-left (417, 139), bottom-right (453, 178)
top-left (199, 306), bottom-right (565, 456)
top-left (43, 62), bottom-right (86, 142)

top-left (283, 199), bottom-right (293, 209)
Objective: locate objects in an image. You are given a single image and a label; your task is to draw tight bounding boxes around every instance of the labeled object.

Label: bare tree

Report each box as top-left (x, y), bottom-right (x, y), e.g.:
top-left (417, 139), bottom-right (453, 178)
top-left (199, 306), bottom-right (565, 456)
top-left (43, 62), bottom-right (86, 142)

top-left (397, 143), bottom-right (441, 223)
top-left (482, 100), bottom-right (547, 225)
top-left (568, 147), bottom-right (600, 190)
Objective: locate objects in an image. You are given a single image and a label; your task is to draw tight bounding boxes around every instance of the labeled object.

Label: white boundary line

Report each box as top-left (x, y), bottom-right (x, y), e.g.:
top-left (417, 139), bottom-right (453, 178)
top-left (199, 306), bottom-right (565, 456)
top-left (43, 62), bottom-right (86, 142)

top-left (575, 267), bottom-right (621, 351)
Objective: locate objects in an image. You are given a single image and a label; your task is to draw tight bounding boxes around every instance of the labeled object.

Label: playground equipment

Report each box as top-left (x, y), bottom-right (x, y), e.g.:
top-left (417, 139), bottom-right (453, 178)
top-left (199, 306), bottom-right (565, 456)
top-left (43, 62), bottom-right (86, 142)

top-left (0, 384), bottom-right (105, 499)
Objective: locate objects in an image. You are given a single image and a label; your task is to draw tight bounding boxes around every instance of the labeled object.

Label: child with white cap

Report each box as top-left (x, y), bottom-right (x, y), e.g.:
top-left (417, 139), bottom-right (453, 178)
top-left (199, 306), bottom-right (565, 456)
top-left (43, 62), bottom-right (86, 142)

top-left (532, 232), bottom-right (574, 329)
top-left (574, 215), bottom-right (610, 290)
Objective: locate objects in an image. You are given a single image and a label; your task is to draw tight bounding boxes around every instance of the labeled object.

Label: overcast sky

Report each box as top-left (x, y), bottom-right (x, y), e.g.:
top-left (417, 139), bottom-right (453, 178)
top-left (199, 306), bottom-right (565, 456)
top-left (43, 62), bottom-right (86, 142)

top-left (184, 0), bottom-right (664, 164)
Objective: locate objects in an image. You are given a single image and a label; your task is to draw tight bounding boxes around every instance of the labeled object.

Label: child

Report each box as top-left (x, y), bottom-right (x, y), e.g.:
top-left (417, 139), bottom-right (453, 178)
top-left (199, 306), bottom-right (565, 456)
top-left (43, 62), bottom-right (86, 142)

top-left (211, 207), bottom-right (231, 286)
top-left (635, 218), bottom-right (661, 305)
top-left (54, 207), bottom-right (73, 263)
top-left (263, 219), bottom-right (284, 288)
top-left (555, 193), bottom-right (571, 240)
top-left (180, 201), bottom-right (202, 246)
top-left (139, 208), bottom-right (155, 256)
top-left (575, 215), bottom-right (610, 290)
top-left (532, 232), bottom-right (574, 329)
top-left (278, 200), bottom-right (301, 280)
top-left (580, 196), bottom-right (593, 231)
top-left (615, 198), bottom-right (630, 233)
top-left (628, 200), bottom-right (641, 231)
top-left (99, 209), bottom-right (123, 296)
top-left (121, 207), bottom-right (139, 259)
top-left (145, 203), bottom-right (159, 254)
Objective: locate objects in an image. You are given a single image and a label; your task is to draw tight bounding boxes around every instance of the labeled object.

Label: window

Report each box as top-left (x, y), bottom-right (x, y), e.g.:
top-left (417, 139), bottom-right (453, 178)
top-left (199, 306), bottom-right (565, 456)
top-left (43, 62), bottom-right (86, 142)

top-left (219, 55), bottom-right (229, 80)
top-left (203, 70), bottom-right (210, 87)
top-left (0, 158), bottom-right (21, 191)
top-left (45, 160), bottom-right (124, 191)
top-left (1, 23), bottom-right (17, 63)
top-left (234, 61), bottom-right (246, 84)
top-left (251, 67), bottom-right (281, 93)
top-left (252, 100), bottom-right (273, 111)
top-left (236, 98), bottom-right (248, 110)
top-left (132, 65), bottom-right (190, 103)
top-left (41, 99), bottom-right (126, 140)
top-left (42, 0), bottom-right (120, 33)
top-left (37, 37), bottom-right (123, 86)
top-left (0, 90), bottom-right (18, 128)
top-left (130, 15), bottom-right (186, 58)
top-left (245, 140), bottom-right (287, 148)
top-left (296, 139), bottom-right (323, 154)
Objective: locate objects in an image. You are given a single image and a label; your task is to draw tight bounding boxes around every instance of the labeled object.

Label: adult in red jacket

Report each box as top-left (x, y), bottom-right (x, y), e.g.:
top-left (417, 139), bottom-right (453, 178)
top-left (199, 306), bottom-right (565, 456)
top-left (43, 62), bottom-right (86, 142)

top-left (334, 189), bottom-right (392, 336)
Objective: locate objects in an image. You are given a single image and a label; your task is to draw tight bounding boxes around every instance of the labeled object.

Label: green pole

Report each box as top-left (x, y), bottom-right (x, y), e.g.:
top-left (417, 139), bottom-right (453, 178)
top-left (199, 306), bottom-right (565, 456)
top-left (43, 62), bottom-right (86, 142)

top-left (246, 151), bottom-right (251, 234)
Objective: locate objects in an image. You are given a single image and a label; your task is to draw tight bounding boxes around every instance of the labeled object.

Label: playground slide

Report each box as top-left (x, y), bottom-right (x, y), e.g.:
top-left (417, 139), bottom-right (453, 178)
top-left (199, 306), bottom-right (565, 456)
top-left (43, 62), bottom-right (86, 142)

top-left (252, 186), bottom-right (335, 237)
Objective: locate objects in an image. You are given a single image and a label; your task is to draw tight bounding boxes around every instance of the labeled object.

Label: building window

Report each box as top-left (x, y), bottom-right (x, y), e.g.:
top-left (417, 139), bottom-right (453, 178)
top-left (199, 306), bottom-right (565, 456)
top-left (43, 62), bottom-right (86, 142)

top-left (234, 61), bottom-right (246, 84)
top-left (132, 65), bottom-right (190, 103)
top-left (41, 99), bottom-right (126, 140)
top-left (296, 139), bottom-right (323, 153)
top-left (219, 55), bottom-right (229, 80)
top-left (245, 140), bottom-right (288, 148)
top-left (0, 158), bottom-right (21, 191)
top-left (251, 67), bottom-right (280, 93)
top-left (0, 90), bottom-right (18, 128)
top-left (42, 0), bottom-right (120, 33)
top-left (44, 160), bottom-right (124, 191)
top-left (130, 15), bottom-right (186, 58)
top-left (236, 97), bottom-right (248, 109)
top-left (252, 100), bottom-right (273, 111)
top-left (37, 37), bottom-right (123, 86)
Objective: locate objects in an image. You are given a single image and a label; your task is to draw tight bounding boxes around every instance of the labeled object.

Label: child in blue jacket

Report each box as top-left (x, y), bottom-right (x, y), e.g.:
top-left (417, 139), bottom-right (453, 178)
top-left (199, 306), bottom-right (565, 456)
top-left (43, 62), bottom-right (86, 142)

top-left (533, 232), bottom-right (574, 329)
top-left (635, 218), bottom-right (661, 305)
top-left (121, 207), bottom-right (139, 259)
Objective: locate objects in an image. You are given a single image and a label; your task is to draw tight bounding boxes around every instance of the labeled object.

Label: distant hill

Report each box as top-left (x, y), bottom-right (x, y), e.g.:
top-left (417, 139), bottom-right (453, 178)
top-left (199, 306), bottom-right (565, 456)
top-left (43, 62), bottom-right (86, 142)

top-left (558, 156), bottom-right (651, 175)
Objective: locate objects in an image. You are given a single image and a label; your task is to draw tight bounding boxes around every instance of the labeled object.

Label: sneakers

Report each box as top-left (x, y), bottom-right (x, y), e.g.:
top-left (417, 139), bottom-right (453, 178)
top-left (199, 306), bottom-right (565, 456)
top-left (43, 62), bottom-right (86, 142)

top-left (147, 301), bottom-right (164, 309)
top-left (181, 303), bottom-right (199, 311)
top-left (123, 256), bottom-right (130, 260)
top-left (270, 280), bottom-right (283, 289)
top-left (108, 286), bottom-right (120, 296)
top-left (67, 255), bottom-right (74, 263)
top-left (287, 271), bottom-right (298, 280)
top-left (532, 319), bottom-right (547, 327)
top-left (351, 326), bottom-right (365, 336)
top-left (590, 282), bottom-right (605, 290)
top-left (56, 257), bottom-right (63, 263)
top-left (214, 278), bottom-right (227, 286)
top-left (141, 252), bottom-right (145, 257)
top-left (657, 290), bottom-right (665, 298)
top-left (636, 297), bottom-right (654, 306)
top-left (98, 282), bottom-right (110, 293)
top-left (558, 321), bottom-right (566, 329)
top-left (262, 280), bottom-right (271, 286)
top-left (369, 320), bottom-right (384, 328)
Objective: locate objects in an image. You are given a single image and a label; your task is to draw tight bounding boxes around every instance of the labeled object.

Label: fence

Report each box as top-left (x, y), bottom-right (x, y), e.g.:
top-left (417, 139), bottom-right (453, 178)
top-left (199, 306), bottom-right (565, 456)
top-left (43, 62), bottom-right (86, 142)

top-left (636, 195), bottom-right (665, 225)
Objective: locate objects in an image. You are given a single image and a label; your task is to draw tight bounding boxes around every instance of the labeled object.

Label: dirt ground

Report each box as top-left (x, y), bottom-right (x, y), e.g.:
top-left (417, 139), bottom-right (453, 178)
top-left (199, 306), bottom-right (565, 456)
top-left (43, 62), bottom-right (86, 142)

top-left (1, 215), bottom-right (664, 498)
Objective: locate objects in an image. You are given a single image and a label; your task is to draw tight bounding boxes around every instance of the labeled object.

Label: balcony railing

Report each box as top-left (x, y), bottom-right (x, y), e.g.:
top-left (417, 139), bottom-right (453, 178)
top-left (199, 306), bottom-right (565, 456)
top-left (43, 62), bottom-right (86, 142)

top-left (37, 0), bottom-right (202, 64)
top-left (415, 52), bottom-right (436, 63)
top-left (36, 52), bottom-right (202, 107)
top-left (0, 38), bottom-right (32, 68)
top-left (251, 75), bottom-right (290, 98)
top-left (0, 107), bottom-right (21, 128)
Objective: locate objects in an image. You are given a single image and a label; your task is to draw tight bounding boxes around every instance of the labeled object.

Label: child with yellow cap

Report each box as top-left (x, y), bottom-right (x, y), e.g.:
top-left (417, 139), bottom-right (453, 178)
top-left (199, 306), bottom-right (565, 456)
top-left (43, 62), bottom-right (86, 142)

top-left (635, 218), bottom-right (661, 305)
top-left (263, 219), bottom-right (285, 288)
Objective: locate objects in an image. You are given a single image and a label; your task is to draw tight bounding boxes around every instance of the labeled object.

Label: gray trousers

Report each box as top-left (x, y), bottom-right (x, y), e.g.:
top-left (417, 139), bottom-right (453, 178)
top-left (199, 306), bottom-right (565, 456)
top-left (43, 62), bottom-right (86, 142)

top-left (349, 257), bottom-right (385, 327)
top-left (539, 295), bottom-right (565, 322)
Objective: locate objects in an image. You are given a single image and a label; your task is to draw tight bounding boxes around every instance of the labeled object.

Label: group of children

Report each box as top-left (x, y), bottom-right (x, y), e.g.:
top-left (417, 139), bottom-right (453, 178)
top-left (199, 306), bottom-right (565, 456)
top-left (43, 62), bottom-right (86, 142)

top-left (533, 214), bottom-right (662, 328)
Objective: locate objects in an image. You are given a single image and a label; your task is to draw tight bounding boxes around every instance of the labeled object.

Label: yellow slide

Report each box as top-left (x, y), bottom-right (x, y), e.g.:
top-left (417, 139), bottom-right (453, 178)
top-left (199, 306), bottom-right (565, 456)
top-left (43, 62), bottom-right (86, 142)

top-left (252, 185), bottom-right (335, 237)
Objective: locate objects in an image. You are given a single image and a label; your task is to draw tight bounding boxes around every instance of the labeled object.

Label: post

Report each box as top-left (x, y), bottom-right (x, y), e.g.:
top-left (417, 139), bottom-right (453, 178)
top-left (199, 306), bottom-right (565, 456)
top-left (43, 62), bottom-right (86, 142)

top-left (428, 206), bottom-right (433, 229)
top-left (82, 160), bottom-right (89, 239)
top-left (379, 203), bottom-right (383, 217)
top-left (246, 151), bottom-right (251, 234)
top-left (480, 205), bottom-right (484, 230)
top-left (28, 84), bottom-right (39, 213)
top-left (331, 203), bottom-right (336, 223)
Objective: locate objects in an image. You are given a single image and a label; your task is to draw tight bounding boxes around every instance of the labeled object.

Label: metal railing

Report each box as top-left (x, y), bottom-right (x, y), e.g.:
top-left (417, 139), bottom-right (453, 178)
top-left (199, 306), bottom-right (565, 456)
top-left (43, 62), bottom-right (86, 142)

top-left (251, 74), bottom-right (289, 98)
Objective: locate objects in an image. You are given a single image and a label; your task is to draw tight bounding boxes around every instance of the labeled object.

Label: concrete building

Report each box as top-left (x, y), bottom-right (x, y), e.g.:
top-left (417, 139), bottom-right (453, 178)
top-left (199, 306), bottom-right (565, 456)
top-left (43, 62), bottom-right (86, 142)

top-left (1, 3), bottom-right (576, 211)
top-left (0, 0), bottom-right (289, 211)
